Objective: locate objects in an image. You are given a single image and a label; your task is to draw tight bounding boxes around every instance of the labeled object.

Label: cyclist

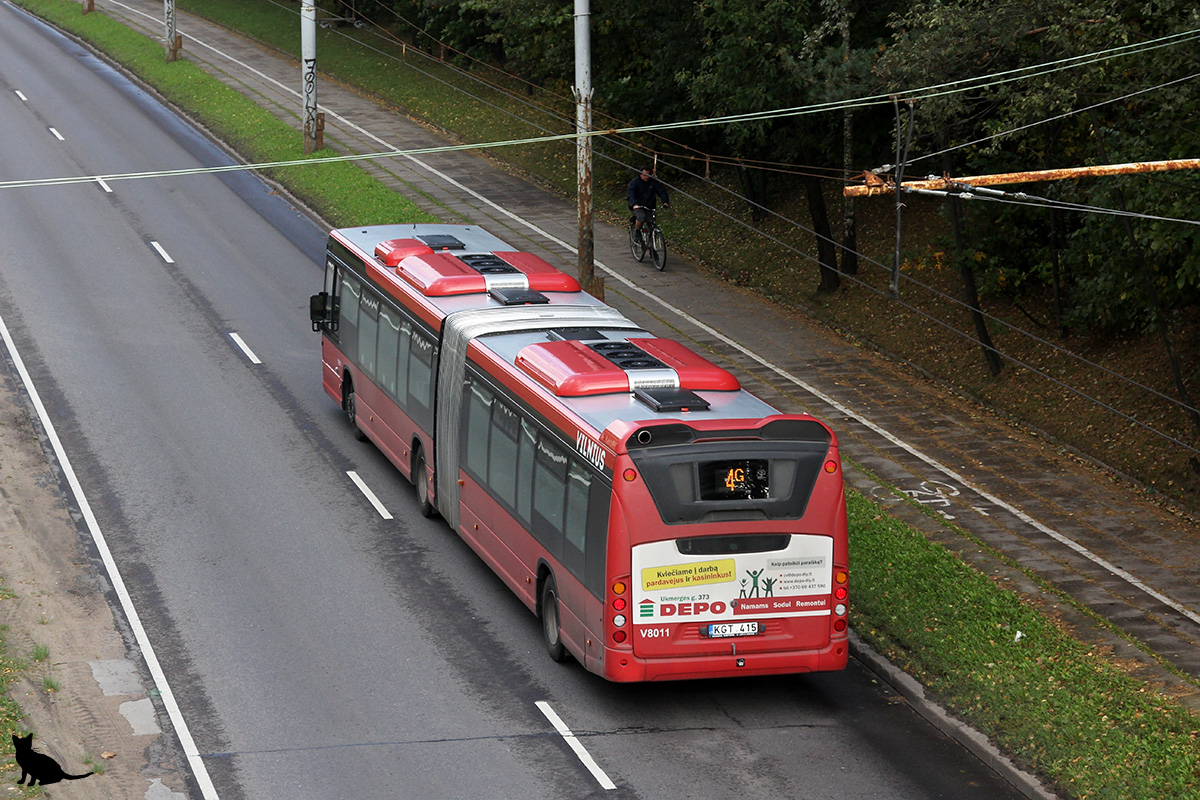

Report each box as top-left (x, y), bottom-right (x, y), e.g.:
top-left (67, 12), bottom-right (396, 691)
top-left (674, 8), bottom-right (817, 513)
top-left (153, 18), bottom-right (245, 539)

top-left (626, 167), bottom-right (669, 242)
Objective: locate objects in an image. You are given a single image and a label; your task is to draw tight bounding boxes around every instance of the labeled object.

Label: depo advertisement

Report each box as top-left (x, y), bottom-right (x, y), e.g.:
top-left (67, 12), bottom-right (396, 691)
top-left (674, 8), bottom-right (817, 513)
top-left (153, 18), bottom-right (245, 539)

top-left (631, 535), bottom-right (834, 625)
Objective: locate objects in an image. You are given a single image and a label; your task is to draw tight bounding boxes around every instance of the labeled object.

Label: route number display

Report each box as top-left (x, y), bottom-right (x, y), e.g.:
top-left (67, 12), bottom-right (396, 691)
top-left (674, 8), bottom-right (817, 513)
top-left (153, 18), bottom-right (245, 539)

top-left (700, 459), bottom-right (769, 500)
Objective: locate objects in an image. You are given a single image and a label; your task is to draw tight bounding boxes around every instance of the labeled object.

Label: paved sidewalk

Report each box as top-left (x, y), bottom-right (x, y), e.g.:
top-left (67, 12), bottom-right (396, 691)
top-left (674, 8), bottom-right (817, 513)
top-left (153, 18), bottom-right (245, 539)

top-left (90, 0), bottom-right (1200, 705)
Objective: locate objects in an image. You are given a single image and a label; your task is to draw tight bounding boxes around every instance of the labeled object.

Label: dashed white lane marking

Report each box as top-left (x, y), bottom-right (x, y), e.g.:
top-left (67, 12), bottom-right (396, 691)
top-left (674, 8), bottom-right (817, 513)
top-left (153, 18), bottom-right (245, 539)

top-left (347, 471), bottom-right (393, 519)
top-left (536, 701), bottom-right (616, 790)
top-left (228, 332), bottom-right (261, 364)
top-left (150, 240), bottom-right (175, 263)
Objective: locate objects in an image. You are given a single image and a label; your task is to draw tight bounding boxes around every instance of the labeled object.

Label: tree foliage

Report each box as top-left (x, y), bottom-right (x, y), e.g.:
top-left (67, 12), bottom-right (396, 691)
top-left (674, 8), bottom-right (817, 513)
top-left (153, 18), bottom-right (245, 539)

top-left (381, 0), bottom-right (1198, 333)
top-left (876, 0), bottom-right (1200, 335)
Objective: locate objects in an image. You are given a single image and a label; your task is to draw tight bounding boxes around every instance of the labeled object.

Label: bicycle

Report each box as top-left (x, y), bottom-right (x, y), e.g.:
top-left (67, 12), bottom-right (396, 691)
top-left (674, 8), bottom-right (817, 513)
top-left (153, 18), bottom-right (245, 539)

top-left (628, 207), bottom-right (667, 271)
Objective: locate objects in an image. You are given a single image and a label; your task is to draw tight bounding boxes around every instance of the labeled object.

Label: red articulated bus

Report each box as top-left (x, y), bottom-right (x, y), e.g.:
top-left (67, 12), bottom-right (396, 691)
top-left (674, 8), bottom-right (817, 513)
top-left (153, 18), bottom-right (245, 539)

top-left (310, 224), bottom-right (849, 681)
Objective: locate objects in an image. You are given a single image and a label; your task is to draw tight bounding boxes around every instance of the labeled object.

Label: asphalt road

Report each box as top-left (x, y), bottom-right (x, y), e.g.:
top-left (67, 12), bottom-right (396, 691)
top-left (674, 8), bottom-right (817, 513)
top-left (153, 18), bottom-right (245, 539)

top-left (0, 5), bottom-right (1033, 799)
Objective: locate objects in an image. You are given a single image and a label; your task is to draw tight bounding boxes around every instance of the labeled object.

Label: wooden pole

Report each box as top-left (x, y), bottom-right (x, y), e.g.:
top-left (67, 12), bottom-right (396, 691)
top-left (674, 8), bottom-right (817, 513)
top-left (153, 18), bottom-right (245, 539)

top-left (844, 158), bottom-right (1200, 197)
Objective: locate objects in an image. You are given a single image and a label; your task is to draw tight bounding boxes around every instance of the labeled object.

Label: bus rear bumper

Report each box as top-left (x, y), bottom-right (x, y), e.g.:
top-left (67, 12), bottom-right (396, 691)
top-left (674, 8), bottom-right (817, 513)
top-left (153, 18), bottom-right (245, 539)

top-left (600, 637), bottom-right (849, 682)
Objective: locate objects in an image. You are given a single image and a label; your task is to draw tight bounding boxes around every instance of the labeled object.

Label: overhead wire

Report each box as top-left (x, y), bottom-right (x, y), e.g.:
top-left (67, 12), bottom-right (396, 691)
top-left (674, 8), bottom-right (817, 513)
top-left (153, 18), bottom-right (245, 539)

top-left (911, 71), bottom-right (1200, 167)
top-left (911, 183), bottom-right (1200, 228)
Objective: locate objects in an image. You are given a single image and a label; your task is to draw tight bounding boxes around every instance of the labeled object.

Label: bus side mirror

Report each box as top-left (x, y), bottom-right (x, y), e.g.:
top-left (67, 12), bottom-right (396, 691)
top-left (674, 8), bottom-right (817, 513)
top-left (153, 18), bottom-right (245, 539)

top-left (310, 292), bottom-right (329, 331)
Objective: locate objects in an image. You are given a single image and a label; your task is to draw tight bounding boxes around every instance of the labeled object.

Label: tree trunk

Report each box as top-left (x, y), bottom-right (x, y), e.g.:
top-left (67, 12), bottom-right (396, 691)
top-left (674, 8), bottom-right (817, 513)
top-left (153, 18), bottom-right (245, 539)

top-left (945, 183), bottom-right (1003, 374)
top-left (805, 173), bottom-right (840, 294)
top-left (738, 164), bottom-right (768, 223)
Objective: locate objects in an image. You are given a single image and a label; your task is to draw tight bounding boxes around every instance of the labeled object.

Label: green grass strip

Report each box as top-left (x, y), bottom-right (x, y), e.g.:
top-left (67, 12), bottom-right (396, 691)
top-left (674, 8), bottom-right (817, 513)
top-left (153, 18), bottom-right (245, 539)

top-left (849, 490), bottom-right (1198, 799)
top-left (12, 0), bottom-right (436, 227)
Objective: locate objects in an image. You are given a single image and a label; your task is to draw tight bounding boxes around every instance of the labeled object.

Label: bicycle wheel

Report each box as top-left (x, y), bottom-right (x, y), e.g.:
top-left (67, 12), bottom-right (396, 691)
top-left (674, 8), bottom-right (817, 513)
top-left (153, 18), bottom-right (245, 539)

top-left (629, 221), bottom-right (646, 262)
top-left (650, 227), bottom-right (666, 271)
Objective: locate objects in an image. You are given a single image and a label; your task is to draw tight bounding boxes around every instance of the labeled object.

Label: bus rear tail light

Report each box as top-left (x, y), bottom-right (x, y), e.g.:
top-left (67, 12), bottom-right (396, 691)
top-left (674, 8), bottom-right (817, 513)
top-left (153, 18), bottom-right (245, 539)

top-left (611, 578), bottom-right (630, 644)
top-left (833, 570), bottom-right (848, 631)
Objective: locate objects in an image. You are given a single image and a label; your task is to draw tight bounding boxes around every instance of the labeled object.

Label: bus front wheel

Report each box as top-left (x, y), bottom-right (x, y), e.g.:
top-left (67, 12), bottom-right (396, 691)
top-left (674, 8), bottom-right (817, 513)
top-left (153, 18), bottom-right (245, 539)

top-left (345, 384), bottom-right (368, 441)
top-left (540, 575), bottom-right (567, 662)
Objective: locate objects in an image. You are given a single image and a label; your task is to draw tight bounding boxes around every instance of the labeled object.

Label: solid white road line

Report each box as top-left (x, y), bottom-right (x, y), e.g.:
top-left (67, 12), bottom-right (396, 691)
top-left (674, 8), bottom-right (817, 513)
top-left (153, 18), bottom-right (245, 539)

top-left (536, 701), bottom-right (616, 790)
top-left (347, 471), bottom-right (393, 519)
top-left (0, 312), bottom-right (221, 800)
top-left (228, 332), bottom-right (262, 364)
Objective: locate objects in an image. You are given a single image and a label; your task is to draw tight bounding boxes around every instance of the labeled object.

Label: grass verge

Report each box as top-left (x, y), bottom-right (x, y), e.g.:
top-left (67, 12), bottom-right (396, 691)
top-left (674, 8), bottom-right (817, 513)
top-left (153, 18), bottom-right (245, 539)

top-left (7, 1), bottom-right (1200, 798)
top-left (850, 490), bottom-right (1198, 799)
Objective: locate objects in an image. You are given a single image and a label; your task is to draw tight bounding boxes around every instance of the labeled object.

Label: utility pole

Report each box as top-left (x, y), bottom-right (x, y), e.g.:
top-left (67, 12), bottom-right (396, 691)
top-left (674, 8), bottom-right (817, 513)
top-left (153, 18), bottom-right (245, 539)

top-left (301, 4), bottom-right (322, 154)
top-left (844, 158), bottom-right (1200, 197)
top-left (163, 0), bottom-right (182, 62)
top-left (574, 0), bottom-right (602, 299)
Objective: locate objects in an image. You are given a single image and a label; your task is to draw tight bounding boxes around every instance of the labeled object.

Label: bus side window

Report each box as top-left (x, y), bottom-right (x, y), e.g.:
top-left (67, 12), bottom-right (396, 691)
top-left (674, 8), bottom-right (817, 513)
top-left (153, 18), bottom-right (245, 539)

top-left (324, 258), bottom-right (339, 299)
top-left (532, 435), bottom-right (567, 559)
top-left (562, 461), bottom-right (590, 576)
top-left (584, 477), bottom-right (610, 598)
top-left (377, 305), bottom-right (401, 398)
top-left (516, 419), bottom-right (536, 524)
top-left (409, 332), bottom-right (434, 426)
top-left (396, 320), bottom-right (411, 403)
top-left (340, 276), bottom-right (362, 363)
top-left (489, 401), bottom-right (520, 508)
top-left (357, 292), bottom-right (379, 378)
top-left (465, 381), bottom-right (492, 480)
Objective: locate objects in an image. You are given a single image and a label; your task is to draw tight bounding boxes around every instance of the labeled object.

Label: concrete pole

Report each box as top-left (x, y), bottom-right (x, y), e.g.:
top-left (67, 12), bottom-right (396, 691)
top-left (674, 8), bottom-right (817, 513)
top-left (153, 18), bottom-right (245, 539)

top-left (163, 0), bottom-right (181, 62)
top-left (574, 0), bottom-right (602, 299)
top-left (301, 4), bottom-right (319, 154)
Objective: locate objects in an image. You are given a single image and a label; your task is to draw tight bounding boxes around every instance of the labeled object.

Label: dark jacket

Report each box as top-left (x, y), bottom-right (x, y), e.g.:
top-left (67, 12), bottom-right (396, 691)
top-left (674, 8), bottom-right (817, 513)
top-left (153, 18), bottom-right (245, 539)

top-left (626, 175), bottom-right (669, 209)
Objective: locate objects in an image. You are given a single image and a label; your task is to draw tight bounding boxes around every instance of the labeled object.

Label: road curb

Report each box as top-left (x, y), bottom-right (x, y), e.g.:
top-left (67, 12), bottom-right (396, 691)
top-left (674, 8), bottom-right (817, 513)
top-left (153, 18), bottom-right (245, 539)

top-left (849, 631), bottom-right (1058, 800)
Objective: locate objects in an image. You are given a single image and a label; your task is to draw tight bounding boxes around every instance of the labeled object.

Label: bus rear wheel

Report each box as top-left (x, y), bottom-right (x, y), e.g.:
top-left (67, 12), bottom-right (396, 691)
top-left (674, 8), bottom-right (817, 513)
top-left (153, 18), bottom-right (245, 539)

top-left (540, 575), bottom-right (567, 662)
top-left (413, 448), bottom-right (434, 518)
